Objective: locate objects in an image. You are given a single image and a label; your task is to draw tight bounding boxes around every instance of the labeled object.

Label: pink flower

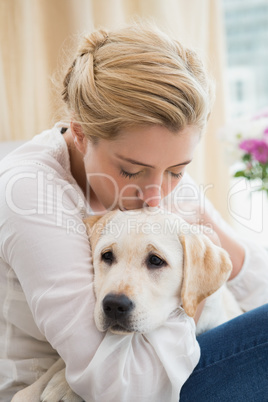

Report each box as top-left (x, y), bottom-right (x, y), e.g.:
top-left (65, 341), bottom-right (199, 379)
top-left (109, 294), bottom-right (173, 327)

top-left (239, 139), bottom-right (268, 164)
top-left (252, 144), bottom-right (268, 164)
top-left (239, 139), bottom-right (259, 153)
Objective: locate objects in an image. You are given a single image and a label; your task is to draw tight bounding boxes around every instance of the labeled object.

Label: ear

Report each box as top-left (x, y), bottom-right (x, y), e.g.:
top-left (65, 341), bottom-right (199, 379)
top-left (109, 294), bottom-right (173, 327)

top-left (83, 210), bottom-right (119, 252)
top-left (179, 233), bottom-right (233, 317)
top-left (70, 121), bottom-right (88, 155)
top-left (83, 215), bottom-right (105, 256)
top-left (83, 215), bottom-right (103, 236)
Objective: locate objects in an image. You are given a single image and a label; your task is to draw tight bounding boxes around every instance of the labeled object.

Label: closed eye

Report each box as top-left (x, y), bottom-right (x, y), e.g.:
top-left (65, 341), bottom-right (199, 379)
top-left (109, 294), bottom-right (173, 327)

top-left (120, 168), bottom-right (184, 180)
top-left (120, 169), bottom-right (143, 179)
top-left (168, 171), bottom-right (184, 179)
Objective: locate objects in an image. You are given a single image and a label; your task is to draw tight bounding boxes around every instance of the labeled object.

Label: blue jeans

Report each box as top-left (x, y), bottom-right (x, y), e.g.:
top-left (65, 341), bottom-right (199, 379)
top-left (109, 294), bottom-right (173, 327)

top-left (180, 304), bottom-right (268, 402)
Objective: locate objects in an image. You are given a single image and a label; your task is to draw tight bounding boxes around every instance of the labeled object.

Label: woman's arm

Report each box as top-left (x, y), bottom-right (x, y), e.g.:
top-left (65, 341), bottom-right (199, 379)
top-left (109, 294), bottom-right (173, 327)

top-left (170, 173), bottom-right (268, 311)
top-left (0, 164), bottom-right (199, 402)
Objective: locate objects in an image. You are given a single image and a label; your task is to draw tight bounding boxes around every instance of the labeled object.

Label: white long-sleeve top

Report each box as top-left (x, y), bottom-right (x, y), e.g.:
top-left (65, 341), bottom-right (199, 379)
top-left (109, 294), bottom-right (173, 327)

top-left (0, 124), bottom-right (267, 401)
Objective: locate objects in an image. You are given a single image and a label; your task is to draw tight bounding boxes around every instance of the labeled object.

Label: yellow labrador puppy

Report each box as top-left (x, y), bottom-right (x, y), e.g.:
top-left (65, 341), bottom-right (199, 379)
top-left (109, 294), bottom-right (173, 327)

top-left (12, 209), bottom-right (241, 402)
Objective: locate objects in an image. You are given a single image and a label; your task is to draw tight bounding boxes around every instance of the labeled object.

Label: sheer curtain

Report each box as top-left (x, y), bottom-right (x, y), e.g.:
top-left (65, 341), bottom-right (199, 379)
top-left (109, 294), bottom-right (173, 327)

top-left (0, 0), bottom-right (229, 218)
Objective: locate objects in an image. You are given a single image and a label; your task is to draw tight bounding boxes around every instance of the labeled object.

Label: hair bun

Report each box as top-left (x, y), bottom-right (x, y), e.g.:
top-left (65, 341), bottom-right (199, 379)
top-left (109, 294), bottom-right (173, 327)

top-left (78, 29), bottom-right (109, 57)
top-left (61, 23), bottom-right (213, 142)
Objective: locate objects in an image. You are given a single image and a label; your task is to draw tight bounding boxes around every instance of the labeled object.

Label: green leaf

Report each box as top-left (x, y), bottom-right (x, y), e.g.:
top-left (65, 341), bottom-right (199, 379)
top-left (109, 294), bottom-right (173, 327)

top-left (234, 171), bottom-right (246, 178)
top-left (242, 153), bottom-right (251, 162)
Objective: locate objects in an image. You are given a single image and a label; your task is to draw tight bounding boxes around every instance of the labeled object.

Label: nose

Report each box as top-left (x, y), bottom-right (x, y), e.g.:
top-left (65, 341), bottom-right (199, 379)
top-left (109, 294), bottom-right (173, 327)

top-left (137, 183), bottom-right (162, 208)
top-left (102, 294), bottom-right (134, 320)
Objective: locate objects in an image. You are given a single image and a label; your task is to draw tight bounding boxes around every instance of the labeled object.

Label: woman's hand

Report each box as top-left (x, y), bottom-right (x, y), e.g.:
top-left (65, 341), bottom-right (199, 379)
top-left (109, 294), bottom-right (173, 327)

top-left (194, 299), bottom-right (206, 325)
top-left (173, 201), bottom-right (245, 280)
top-left (172, 201), bottom-right (221, 246)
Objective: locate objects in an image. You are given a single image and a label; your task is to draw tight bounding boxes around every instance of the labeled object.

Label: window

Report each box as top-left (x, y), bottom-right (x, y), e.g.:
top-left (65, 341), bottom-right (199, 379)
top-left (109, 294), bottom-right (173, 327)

top-left (222, 0), bottom-right (268, 117)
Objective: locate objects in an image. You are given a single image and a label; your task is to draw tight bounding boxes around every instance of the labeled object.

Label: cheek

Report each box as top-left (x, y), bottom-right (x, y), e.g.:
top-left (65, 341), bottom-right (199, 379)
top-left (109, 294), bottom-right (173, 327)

top-left (162, 177), bottom-right (181, 198)
top-left (85, 162), bottom-right (127, 195)
top-left (118, 180), bottom-right (141, 198)
top-left (87, 173), bottom-right (119, 205)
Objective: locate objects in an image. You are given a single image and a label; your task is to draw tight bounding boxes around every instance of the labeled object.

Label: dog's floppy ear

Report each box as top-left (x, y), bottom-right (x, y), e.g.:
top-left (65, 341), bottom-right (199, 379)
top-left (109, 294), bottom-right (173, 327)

top-left (83, 210), bottom-right (118, 252)
top-left (179, 233), bottom-right (232, 317)
top-left (83, 215), bottom-right (103, 235)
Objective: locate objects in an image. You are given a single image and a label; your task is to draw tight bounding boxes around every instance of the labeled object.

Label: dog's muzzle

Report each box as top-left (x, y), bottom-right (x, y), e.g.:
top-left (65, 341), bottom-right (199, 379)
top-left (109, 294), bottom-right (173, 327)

top-left (102, 293), bottom-right (135, 333)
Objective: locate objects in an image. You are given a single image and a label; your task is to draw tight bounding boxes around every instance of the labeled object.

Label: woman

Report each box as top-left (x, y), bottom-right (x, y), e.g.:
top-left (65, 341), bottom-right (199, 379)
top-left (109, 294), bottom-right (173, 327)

top-left (0, 23), bottom-right (267, 401)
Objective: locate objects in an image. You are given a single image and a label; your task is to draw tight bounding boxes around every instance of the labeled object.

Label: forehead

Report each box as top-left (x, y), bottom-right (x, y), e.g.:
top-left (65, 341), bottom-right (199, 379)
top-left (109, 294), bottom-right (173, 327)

top-left (98, 125), bottom-right (200, 167)
top-left (95, 210), bottom-right (185, 256)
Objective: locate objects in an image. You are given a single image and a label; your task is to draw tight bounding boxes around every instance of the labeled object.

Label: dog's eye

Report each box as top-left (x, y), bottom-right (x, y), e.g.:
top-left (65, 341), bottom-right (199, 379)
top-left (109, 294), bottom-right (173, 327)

top-left (147, 254), bottom-right (166, 269)
top-left (101, 251), bottom-right (114, 265)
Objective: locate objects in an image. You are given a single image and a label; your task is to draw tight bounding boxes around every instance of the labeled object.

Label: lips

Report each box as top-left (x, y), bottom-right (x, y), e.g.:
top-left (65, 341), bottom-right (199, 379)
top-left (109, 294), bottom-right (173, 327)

top-left (119, 205), bottom-right (144, 211)
top-left (119, 203), bottom-right (161, 211)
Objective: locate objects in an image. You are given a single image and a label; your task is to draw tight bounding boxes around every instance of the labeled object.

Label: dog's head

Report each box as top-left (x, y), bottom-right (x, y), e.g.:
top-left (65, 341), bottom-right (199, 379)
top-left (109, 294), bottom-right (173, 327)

top-left (84, 209), bottom-right (232, 334)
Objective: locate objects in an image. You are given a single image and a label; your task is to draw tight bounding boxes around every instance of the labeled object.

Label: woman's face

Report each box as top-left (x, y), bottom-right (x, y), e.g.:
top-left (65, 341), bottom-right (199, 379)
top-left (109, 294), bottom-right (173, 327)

top-left (83, 125), bottom-right (200, 211)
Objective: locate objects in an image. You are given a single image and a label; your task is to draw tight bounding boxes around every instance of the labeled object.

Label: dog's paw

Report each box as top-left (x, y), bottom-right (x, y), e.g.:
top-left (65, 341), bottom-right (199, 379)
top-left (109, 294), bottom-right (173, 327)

top-left (40, 368), bottom-right (84, 402)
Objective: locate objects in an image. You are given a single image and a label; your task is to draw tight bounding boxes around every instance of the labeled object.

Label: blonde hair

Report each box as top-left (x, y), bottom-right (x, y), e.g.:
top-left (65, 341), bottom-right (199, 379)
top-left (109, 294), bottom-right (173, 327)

top-left (62, 23), bottom-right (214, 142)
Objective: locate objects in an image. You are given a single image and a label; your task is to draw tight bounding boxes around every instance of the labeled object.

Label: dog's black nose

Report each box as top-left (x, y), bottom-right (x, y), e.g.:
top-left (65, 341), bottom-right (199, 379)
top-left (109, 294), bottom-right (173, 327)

top-left (103, 294), bottom-right (134, 320)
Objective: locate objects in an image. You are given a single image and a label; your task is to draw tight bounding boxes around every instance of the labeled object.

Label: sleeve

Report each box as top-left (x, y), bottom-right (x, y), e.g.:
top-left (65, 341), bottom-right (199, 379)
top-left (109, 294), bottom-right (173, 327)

top-left (173, 173), bottom-right (268, 311)
top-left (0, 165), bottom-right (200, 402)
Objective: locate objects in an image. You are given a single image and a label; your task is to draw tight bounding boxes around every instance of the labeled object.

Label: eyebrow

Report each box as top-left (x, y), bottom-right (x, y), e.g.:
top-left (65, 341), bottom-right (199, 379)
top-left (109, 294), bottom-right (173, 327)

top-left (115, 154), bottom-right (192, 169)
